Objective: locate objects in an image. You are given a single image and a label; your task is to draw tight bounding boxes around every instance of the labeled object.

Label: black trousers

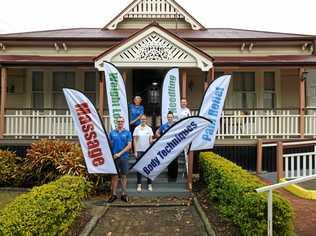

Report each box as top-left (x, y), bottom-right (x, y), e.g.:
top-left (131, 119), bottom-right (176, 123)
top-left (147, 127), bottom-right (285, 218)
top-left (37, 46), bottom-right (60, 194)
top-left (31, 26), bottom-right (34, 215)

top-left (168, 157), bottom-right (178, 181)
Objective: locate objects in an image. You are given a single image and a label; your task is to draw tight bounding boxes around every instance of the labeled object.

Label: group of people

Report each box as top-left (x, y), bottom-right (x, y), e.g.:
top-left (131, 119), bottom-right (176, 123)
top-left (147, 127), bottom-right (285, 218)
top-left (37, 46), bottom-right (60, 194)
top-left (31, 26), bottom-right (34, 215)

top-left (107, 96), bottom-right (191, 203)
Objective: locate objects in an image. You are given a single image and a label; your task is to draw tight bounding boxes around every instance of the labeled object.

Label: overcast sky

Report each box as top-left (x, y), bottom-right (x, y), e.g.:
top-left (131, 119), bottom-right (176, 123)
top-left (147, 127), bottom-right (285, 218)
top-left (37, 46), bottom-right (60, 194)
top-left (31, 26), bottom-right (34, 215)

top-left (0, 0), bottom-right (315, 35)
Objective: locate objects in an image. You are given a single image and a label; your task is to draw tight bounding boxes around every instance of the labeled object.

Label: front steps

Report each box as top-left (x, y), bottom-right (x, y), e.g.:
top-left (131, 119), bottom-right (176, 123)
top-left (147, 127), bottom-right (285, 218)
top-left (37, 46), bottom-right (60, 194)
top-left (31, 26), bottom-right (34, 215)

top-left (125, 154), bottom-right (189, 197)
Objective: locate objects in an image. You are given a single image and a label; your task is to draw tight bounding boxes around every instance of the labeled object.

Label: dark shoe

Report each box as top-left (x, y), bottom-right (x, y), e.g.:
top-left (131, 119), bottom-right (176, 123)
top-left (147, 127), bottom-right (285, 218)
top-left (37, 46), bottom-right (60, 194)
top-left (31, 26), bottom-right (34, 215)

top-left (121, 194), bottom-right (129, 202)
top-left (107, 195), bottom-right (118, 203)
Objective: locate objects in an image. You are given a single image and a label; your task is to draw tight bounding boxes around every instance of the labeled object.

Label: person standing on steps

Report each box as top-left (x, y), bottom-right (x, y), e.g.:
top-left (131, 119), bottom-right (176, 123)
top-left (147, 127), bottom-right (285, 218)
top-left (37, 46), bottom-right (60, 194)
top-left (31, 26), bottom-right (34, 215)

top-left (107, 116), bottom-right (132, 203)
top-left (155, 111), bottom-right (178, 182)
top-left (133, 114), bottom-right (154, 192)
top-left (179, 98), bottom-right (191, 119)
top-left (129, 96), bottom-right (144, 135)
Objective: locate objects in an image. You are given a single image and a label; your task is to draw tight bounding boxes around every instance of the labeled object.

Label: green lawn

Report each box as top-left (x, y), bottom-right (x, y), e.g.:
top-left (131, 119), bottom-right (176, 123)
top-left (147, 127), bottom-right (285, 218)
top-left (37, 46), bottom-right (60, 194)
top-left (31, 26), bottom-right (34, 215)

top-left (0, 191), bottom-right (24, 210)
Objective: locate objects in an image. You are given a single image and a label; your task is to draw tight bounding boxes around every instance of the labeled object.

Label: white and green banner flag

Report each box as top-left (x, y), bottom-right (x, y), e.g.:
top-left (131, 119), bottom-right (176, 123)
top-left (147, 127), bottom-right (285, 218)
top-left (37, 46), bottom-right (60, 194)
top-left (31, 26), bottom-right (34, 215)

top-left (131, 116), bottom-right (212, 180)
top-left (104, 62), bottom-right (129, 131)
top-left (63, 88), bottom-right (117, 174)
top-left (190, 75), bottom-right (231, 151)
top-left (161, 68), bottom-right (181, 123)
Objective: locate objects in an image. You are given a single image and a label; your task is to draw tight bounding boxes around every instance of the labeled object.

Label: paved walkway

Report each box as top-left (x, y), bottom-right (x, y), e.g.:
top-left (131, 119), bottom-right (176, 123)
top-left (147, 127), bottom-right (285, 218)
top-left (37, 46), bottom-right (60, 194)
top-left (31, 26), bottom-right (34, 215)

top-left (89, 197), bottom-right (207, 236)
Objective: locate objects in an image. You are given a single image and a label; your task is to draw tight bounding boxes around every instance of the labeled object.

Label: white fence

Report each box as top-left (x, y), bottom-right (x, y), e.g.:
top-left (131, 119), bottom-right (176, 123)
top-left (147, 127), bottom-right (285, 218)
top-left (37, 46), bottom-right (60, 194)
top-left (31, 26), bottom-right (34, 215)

top-left (192, 109), bottom-right (303, 139)
top-left (4, 110), bottom-right (111, 139)
top-left (3, 109), bottom-right (316, 139)
top-left (284, 146), bottom-right (316, 179)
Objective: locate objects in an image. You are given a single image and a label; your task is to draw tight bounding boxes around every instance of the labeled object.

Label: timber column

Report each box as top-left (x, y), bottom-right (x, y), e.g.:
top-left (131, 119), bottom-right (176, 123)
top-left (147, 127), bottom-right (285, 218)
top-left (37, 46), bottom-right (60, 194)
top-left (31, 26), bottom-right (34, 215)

top-left (98, 71), bottom-right (105, 117)
top-left (181, 70), bottom-right (187, 99)
top-left (0, 67), bottom-right (7, 139)
top-left (299, 68), bottom-right (306, 138)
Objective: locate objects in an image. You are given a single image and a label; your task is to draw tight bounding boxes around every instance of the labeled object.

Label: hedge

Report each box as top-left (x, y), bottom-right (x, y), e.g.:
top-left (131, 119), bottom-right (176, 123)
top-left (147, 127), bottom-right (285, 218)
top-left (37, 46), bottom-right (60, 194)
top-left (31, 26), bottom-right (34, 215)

top-left (0, 176), bottom-right (91, 236)
top-left (0, 150), bottom-right (22, 187)
top-left (200, 152), bottom-right (293, 236)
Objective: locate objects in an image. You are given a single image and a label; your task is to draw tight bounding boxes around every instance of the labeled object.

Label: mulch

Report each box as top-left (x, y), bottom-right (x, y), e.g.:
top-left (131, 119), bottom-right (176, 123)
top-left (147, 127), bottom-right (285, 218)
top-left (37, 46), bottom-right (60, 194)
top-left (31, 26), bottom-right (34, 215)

top-left (193, 182), bottom-right (241, 236)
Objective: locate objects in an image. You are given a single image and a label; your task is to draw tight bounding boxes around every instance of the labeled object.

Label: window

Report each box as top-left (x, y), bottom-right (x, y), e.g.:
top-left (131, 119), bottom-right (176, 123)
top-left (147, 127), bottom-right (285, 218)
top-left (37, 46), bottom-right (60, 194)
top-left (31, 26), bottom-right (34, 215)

top-left (32, 72), bottom-right (44, 109)
top-left (7, 69), bottom-right (26, 94)
top-left (233, 72), bottom-right (256, 109)
top-left (264, 72), bottom-right (276, 109)
top-left (84, 71), bottom-right (97, 105)
top-left (53, 72), bottom-right (75, 109)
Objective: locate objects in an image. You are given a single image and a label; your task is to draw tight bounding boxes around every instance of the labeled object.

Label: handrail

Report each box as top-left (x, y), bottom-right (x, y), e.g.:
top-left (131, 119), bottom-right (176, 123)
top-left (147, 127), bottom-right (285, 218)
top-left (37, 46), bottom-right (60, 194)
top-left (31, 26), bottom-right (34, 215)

top-left (256, 174), bottom-right (316, 236)
top-left (256, 174), bottom-right (316, 193)
top-left (262, 139), bottom-right (316, 148)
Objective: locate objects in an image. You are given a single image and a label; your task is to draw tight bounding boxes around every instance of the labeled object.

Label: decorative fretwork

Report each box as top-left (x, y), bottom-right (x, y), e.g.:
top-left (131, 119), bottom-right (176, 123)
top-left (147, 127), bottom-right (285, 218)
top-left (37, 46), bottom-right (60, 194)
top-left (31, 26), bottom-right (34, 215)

top-left (127, 0), bottom-right (183, 19)
top-left (105, 0), bottom-right (204, 30)
top-left (118, 32), bottom-right (191, 62)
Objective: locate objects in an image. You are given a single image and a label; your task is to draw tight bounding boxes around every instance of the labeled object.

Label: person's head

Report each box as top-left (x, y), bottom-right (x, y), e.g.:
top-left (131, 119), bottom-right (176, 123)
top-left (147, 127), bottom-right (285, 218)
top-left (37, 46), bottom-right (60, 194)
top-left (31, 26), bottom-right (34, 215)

top-left (116, 116), bottom-right (125, 130)
top-left (133, 96), bottom-right (142, 106)
top-left (181, 98), bottom-right (188, 108)
top-left (167, 111), bottom-right (174, 124)
top-left (140, 114), bottom-right (147, 126)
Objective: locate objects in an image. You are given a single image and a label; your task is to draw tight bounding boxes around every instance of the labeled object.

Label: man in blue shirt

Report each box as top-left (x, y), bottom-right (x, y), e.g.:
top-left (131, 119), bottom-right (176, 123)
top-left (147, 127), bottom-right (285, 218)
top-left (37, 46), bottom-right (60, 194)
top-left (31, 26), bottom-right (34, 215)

top-left (108, 116), bottom-right (132, 203)
top-left (129, 96), bottom-right (144, 133)
top-left (156, 111), bottom-right (178, 182)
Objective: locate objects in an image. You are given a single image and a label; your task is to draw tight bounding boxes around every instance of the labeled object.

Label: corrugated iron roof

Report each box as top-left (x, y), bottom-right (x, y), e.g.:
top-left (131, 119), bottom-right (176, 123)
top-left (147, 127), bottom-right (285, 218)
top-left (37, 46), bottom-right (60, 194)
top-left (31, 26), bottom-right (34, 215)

top-left (0, 28), bottom-right (314, 41)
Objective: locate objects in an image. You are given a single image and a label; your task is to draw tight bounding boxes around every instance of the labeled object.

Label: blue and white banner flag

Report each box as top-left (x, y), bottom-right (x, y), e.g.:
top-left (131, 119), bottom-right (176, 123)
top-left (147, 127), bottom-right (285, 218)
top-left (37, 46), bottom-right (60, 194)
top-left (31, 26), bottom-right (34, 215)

top-left (161, 68), bottom-right (181, 123)
top-left (131, 116), bottom-right (212, 180)
top-left (190, 75), bottom-right (231, 151)
top-left (63, 88), bottom-right (117, 174)
top-left (103, 62), bottom-right (129, 131)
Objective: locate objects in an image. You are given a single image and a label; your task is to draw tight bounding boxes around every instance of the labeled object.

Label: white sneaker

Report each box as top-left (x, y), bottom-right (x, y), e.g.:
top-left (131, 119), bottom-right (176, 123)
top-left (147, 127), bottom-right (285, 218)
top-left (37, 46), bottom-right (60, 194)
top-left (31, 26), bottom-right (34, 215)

top-left (148, 184), bottom-right (153, 191)
top-left (137, 184), bottom-right (142, 192)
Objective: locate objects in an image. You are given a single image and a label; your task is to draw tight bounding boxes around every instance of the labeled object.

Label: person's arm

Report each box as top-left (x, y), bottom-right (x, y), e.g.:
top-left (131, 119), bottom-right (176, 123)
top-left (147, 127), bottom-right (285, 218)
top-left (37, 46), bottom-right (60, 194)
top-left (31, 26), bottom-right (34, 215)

top-left (155, 127), bottom-right (161, 137)
top-left (114, 142), bottom-right (132, 159)
top-left (108, 133), bottom-right (113, 146)
top-left (149, 128), bottom-right (154, 144)
top-left (129, 104), bottom-right (138, 125)
top-left (133, 128), bottom-right (138, 157)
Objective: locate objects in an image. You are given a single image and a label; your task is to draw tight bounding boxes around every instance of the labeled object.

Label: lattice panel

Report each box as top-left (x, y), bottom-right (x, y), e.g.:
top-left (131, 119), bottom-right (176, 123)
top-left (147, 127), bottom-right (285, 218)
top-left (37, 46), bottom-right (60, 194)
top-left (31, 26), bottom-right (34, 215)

top-left (127, 0), bottom-right (183, 19)
top-left (117, 32), bottom-right (194, 62)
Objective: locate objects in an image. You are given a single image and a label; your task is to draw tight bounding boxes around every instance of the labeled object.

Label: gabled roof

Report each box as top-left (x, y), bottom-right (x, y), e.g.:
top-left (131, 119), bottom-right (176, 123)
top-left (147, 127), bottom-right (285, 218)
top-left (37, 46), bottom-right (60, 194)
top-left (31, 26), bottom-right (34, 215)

top-left (95, 23), bottom-right (213, 71)
top-left (103, 0), bottom-right (205, 30)
top-left (0, 28), bottom-right (314, 41)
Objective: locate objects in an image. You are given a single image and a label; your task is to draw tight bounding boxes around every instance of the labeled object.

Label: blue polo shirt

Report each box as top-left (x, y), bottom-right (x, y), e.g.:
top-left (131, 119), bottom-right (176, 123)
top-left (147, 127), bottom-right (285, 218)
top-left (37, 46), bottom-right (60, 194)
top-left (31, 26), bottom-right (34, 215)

top-left (159, 122), bottom-right (173, 135)
top-left (109, 129), bottom-right (132, 160)
top-left (129, 104), bottom-right (144, 126)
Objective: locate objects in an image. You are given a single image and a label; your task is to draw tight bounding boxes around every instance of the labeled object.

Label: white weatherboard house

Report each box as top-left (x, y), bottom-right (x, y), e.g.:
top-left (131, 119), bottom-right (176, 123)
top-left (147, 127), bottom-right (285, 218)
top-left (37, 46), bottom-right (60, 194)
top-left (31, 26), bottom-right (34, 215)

top-left (0, 0), bottom-right (316, 176)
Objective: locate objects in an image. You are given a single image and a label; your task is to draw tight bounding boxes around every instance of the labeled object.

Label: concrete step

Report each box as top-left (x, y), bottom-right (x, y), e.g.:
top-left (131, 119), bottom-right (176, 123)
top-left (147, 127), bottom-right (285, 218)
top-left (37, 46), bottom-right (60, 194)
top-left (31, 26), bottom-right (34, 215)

top-left (124, 185), bottom-right (189, 197)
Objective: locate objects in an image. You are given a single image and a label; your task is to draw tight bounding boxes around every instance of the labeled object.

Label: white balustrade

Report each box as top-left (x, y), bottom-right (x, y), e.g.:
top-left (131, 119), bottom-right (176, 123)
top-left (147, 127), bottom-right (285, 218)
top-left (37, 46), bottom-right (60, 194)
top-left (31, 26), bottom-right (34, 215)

top-left (4, 110), bottom-right (111, 139)
top-left (305, 109), bottom-right (316, 137)
top-left (3, 109), bottom-right (315, 139)
top-left (192, 109), bottom-right (301, 139)
top-left (284, 146), bottom-right (316, 179)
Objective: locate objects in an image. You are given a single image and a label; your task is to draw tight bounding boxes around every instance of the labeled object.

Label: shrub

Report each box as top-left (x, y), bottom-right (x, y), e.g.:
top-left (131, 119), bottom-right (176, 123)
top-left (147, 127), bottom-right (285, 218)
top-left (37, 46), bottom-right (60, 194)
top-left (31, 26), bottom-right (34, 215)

top-left (21, 139), bottom-right (88, 186)
top-left (0, 150), bottom-right (22, 187)
top-left (0, 175), bottom-right (91, 235)
top-left (20, 139), bottom-right (110, 191)
top-left (200, 152), bottom-right (293, 236)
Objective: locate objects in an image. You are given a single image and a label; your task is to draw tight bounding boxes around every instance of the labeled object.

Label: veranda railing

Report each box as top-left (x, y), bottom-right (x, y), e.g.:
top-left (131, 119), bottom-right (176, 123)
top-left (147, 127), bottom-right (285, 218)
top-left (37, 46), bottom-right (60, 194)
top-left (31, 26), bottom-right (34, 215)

top-left (3, 108), bottom-right (315, 139)
top-left (192, 108), bottom-right (303, 139)
top-left (4, 109), bottom-right (111, 139)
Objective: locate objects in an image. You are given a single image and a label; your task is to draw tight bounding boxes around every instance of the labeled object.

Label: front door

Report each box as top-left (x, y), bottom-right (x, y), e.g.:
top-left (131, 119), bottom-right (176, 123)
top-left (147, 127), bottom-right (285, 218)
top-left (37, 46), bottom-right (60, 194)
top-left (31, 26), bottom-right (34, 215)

top-left (133, 69), bottom-right (166, 128)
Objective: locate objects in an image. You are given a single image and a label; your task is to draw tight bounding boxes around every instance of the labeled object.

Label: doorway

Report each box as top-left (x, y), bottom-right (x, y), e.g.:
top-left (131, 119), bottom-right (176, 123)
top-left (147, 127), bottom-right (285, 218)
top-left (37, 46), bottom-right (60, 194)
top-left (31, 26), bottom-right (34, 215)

top-left (133, 69), bottom-right (167, 127)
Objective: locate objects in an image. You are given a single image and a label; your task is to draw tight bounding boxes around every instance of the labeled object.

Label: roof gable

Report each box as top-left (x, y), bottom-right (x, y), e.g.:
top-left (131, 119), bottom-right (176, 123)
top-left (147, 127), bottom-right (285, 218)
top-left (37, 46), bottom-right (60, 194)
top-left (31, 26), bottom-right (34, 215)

top-left (95, 23), bottom-right (213, 71)
top-left (104, 0), bottom-right (205, 31)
